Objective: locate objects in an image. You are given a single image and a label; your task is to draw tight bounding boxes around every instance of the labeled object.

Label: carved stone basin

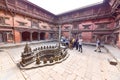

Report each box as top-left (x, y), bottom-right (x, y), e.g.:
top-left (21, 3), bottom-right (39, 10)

top-left (19, 43), bottom-right (69, 69)
top-left (40, 54), bottom-right (55, 60)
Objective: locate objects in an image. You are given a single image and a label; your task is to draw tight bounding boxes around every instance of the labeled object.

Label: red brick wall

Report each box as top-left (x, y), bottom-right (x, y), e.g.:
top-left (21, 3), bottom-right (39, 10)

top-left (62, 32), bottom-right (69, 38)
top-left (14, 30), bottom-right (21, 43)
top-left (81, 32), bottom-right (92, 42)
top-left (0, 11), bottom-right (13, 26)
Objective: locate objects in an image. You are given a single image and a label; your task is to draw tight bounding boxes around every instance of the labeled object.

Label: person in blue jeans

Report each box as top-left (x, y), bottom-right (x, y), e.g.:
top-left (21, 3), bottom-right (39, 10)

top-left (94, 39), bottom-right (101, 52)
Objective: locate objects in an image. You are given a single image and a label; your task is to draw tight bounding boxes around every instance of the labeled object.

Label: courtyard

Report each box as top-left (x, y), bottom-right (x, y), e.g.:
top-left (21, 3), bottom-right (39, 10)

top-left (0, 42), bottom-right (120, 80)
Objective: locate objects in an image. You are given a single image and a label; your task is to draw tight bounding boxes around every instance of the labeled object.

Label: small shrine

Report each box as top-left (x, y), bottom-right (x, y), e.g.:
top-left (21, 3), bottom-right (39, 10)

top-left (20, 43), bottom-right (34, 67)
top-left (19, 43), bottom-right (69, 69)
top-left (19, 25), bottom-right (69, 69)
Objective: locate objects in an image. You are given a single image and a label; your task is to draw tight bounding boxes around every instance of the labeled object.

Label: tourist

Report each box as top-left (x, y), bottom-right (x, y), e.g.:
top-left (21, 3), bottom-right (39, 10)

top-left (69, 38), bottom-right (73, 49)
top-left (75, 37), bottom-right (78, 50)
top-left (94, 38), bottom-right (101, 52)
top-left (65, 38), bottom-right (69, 47)
top-left (78, 37), bottom-right (83, 53)
top-left (72, 38), bottom-right (75, 48)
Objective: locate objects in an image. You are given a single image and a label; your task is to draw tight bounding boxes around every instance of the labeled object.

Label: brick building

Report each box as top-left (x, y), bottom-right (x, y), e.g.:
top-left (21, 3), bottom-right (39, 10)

top-left (0, 0), bottom-right (120, 48)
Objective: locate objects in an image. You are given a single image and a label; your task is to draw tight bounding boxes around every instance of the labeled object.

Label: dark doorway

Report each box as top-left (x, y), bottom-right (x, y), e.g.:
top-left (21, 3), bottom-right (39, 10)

top-left (32, 32), bottom-right (38, 41)
top-left (0, 32), bottom-right (7, 43)
top-left (0, 32), bottom-right (3, 42)
top-left (22, 31), bottom-right (30, 41)
top-left (50, 33), bottom-right (54, 39)
top-left (114, 33), bottom-right (119, 44)
top-left (40, 32), bottom-right (45, 40)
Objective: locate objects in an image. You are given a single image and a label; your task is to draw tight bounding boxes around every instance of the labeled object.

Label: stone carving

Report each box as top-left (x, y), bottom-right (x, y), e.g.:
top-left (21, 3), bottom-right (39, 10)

top-left (36, 54), bottom-right (40, 64)
top-left (49, 57), bottom-right (54, 63)
top-left (20, 44), bottom-right (68, 68)
top-left (44, 46), bottom-right (46, 49)
top-left (24, 43), bottom-right (32, 53)
top-left (49, 46), bottom-right (51, 48)
top-left (41, 46), bottom-right (43, 50)
top-left (52, 46), bottom-right (54, 48)
top-left (38, 47), bottom-right (40, 50)
top-left (43, 57), bottom-right (47, 64)
top-left (20, 43), bottom-right (34, 67)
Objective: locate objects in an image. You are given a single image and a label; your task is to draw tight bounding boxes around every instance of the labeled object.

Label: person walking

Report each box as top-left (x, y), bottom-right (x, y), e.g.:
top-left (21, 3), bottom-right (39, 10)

top-left (78, 37), bottom-right (83, 53)
top-left (94, 38), bottom-right (101, 52)
top-left (75, 37), bottom-right (78, 50)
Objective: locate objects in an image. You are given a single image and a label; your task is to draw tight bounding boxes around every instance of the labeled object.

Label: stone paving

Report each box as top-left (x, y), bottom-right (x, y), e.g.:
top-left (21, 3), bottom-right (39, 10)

top-left (0, 43), bottom-right (120, 80)
top-left (104, 45), bottom-right (120, 61)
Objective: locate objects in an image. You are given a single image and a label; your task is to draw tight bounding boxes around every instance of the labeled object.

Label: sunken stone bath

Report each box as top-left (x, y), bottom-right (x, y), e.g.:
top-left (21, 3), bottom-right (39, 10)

top-left (19, 43), bottom-right (69, 70)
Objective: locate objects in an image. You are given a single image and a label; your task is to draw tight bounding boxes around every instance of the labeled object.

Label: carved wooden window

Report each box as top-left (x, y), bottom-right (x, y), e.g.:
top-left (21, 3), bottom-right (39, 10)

top-left (0, 17), bottom-right (10, 25)
top-left (65, 26), bottom-right (69, 30)
top-left (5, 17), bottom-right (9, 20)
top-left (50, 26), bottom-right (54, 30)
top-left (7, 32), bottom-right (13, 40)
top-left (0, 17), bottom-right (5, 25)
top-left (116, 20), bottom-right (120, 27)
top-left (0, 33), bottom-right (3, 42)
top-left (83, 25), bottom-right (90, 29)
top-left (50, 33), bottom-right (54, 39)
top-left (74, 13), bottom-right (79, 18)
top-left (17, 21), bottom-right (27, 26)
top-left (93, 8), bottom-right (99, 14)
top-left (1, 0), bottom-right (4, 2)
top-left (73, 22), bottom-right (79, 29)
top-left (7, 0), bottom-right (15, 4)
top-left (42, 26), bottom-right (47, 29)
top-left (34, 8), bottom-right (39, 15)
top-left (27, 5), bottom-right (33, 12)
top-left (18, 1), bottom-right (26, 8)
top-left (19, 22), bottom-right (26, 26)
top-left (97, 24), bottom-right (107, 29)
top-left (32, 21), bottom-right (39, 28)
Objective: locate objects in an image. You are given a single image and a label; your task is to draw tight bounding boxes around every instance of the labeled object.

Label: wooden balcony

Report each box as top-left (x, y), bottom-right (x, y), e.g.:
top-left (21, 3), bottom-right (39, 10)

top-left (0, 0), bottom-right (55, 23)
top-left (58, 12), bottom-right (111, 23)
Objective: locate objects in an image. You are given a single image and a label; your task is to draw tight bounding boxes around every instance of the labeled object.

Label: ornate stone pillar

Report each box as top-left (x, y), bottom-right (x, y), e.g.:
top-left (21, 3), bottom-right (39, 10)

top-left (20, 31), bottom-right (22, 42)
top-left (38, 32), bottom-right (40, 41)
top-left (59, 25), bottom-right (61, 48)
top-left (30, 32), bottom-right (32, 42)
top-left (105, 35), bottom-right (108, 43)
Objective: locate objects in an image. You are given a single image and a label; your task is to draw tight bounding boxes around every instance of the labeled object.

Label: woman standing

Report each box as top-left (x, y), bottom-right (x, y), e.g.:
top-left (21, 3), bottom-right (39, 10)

top-left (78, 37), bottom-right (83, 53)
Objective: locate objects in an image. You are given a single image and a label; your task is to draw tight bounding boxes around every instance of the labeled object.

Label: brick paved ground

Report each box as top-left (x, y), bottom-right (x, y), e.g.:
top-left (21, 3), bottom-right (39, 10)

top-left (0, 43), bottom-right (120, 80)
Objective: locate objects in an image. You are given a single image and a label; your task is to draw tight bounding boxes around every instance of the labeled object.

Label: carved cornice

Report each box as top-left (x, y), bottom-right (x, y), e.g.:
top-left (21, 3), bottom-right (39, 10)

top-left (14, 27), bottom-right (52, 32)
top-left (110, 0), bottom-right (120, 14)
top-left (0, 0), bottom-right (56, 23)
top-left (0, 0), bottom-right (115, 25)
top-left (58, 13), bottom-right (111, 23)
